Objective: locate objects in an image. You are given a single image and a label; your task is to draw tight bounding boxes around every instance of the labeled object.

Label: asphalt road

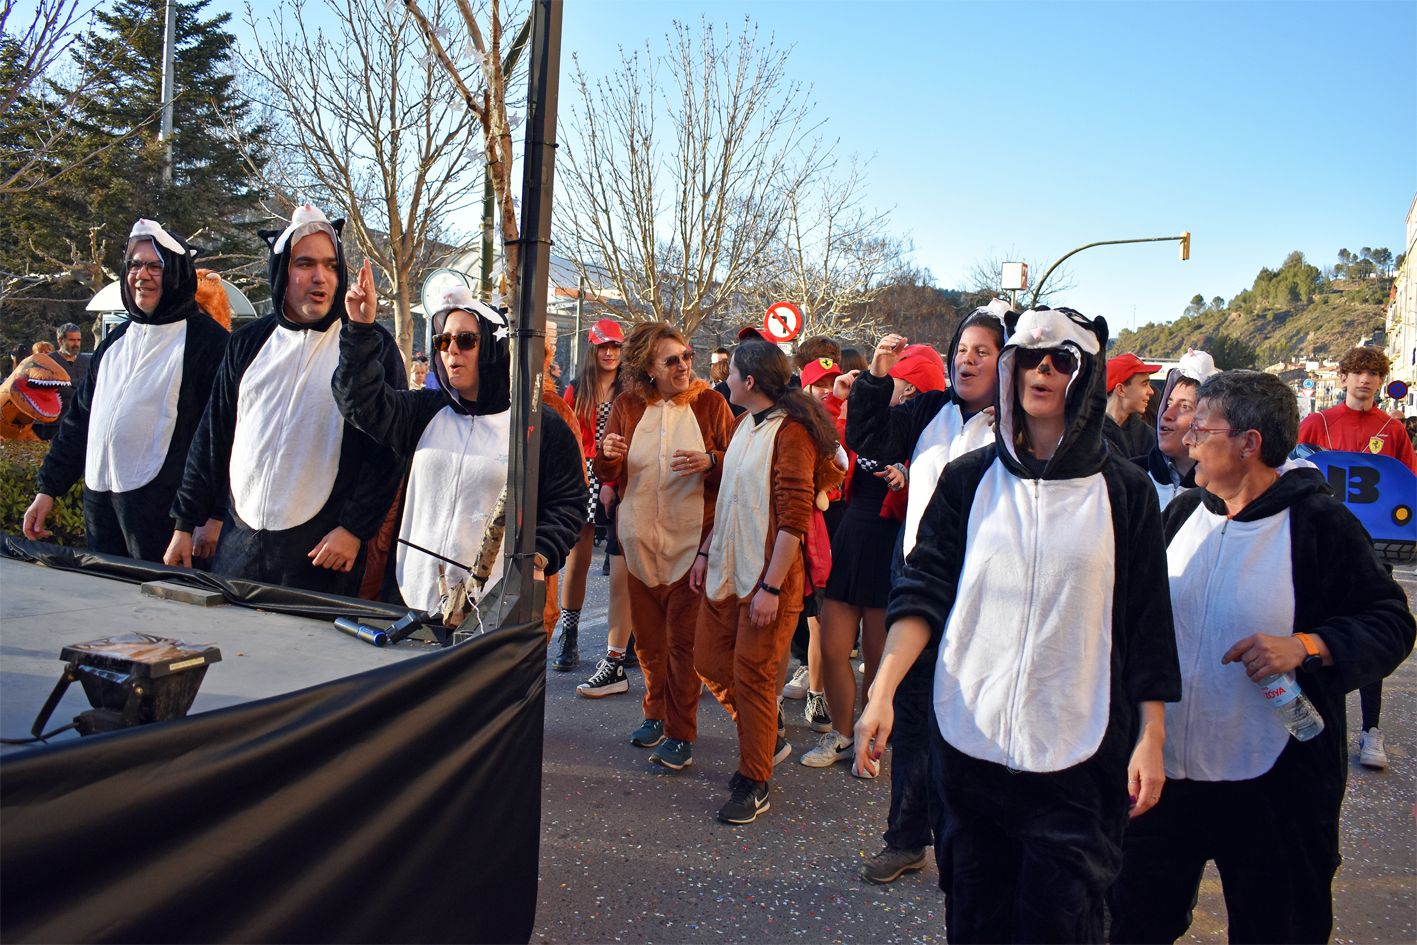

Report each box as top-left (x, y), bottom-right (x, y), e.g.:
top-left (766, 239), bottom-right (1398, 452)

top-left (534, 558), bottom-right (1416, 944)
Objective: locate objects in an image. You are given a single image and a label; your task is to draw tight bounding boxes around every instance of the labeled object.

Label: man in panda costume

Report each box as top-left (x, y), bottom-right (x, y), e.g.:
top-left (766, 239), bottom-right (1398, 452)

top-left (334, 262), bottom-right (584, 611)
top-left (24, 219), bottom-right (228, 561)
top-left (855, 306), bottom-right (1181, 943)
top-left (165, 205), bottom-right (403, 596)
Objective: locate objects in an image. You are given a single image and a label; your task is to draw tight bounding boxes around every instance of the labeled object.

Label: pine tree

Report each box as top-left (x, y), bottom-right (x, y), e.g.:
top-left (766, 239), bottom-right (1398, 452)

top-left (58, 0), bottom-right (269, 269)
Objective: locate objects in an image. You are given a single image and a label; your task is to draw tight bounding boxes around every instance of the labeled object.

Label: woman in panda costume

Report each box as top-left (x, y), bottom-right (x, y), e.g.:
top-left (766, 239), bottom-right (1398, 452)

top-left (334, 263), bottom-right (585, 611)
top-left (855, 306), bottom-right (1182, 943)
top-left (25, 219), bottom-right (228, 561)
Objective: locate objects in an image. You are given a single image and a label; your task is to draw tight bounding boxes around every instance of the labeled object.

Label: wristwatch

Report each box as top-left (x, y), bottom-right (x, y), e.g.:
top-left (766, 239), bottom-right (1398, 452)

top-left (1296, 632), bottom-right (1323, 673)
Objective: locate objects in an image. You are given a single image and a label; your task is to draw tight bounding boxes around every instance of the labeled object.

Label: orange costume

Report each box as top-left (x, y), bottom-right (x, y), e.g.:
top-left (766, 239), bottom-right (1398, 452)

top-left (543, 367), bottom-right (587, 641)
top-left (695, 410), bottom-right (843, 783)
top-left (593, 379), bottom-right (733, 740)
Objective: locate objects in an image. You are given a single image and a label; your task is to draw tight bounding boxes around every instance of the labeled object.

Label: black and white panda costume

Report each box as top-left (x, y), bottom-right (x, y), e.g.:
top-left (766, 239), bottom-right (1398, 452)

top-left (332, 287), bottom-right (586, 611)
top-left (1109, 451), bottom-right (1415, 943)
top-left (1132, 348), bottom-right (1219, 512)
top-left (887, 306), bottom-right (1181, 943)
top-left (39, 219), bottom-right (229, 561)
top-left (170, 205), bottom-right (403, 596)
top-left (844, 299), bottom-right (1015, 857)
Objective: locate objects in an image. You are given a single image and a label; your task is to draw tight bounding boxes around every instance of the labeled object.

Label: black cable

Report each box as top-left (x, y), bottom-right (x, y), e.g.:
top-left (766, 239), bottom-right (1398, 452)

top-left (1, 721), bottom-right (78, 745)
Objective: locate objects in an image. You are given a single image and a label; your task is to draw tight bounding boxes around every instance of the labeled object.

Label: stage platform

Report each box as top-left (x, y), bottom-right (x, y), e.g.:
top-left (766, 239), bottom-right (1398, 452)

top-left (0, 557), bottom-right (433, 752)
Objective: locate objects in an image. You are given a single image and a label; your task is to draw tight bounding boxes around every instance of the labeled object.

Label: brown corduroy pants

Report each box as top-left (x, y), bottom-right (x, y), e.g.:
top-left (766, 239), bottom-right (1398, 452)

top-left (627, 571), bottom-right (704, 741)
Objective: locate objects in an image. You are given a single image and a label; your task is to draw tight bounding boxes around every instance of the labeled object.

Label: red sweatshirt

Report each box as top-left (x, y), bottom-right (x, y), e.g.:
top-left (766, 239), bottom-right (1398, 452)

top-left (1297, 402), bottom-right (1417, 472)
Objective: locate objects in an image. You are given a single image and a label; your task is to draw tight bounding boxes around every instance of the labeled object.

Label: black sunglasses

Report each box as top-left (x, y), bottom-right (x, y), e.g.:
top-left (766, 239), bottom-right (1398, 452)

top-left (433, 331), bottom-right (479, 352)
top-left (1015, 347), bottom-right (1078, 375)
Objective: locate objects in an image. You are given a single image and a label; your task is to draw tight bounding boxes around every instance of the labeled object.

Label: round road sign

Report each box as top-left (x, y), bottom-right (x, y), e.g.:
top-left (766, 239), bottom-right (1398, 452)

top-left (1387, 380), bottom-right (1408, 401)
top-left (762, 301), bottom-right (803, 343)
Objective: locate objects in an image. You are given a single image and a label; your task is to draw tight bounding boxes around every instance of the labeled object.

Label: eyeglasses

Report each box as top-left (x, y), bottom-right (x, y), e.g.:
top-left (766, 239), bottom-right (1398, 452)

top-left (126, 260), bottom-right (163, 276)
top-left (660, 350), bottom-right (694, 369)
top-left (1182, 422), bottom-right (1244, 442)
top-left (1015, 347), bottom-right (1078, 375)
top-left (433, 331), bottom-right (479, 352)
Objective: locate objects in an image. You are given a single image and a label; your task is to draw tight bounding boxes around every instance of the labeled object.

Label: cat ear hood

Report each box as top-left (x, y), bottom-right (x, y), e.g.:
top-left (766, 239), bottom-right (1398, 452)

top-left (1156, 347), bottom-right (1221, 434)
top-left (946, 297), bottom-right (1019, 391)
top-left (120, 218), bottom-right (199, 325)
top-left (258, 203), bottom-right (348, 329)
top-left (430, 286), bottom-right (511, 415)
top-left (996, 305), bottom-right (1110, 478)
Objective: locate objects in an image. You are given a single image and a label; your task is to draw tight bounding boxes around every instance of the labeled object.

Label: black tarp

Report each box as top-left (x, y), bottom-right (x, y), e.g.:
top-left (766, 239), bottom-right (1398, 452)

top-left (0, 573), bottom-right (545, 943)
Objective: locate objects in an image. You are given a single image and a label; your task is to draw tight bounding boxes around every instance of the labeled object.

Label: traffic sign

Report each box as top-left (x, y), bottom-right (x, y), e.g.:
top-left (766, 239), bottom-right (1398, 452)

top-left (762, 301), bottom-right (803, 343)
top-left (1302, 378), bottom-right (1315, 390)
top-left (1387, 380), bottom-right (1408, 401)
top-left (420, 267), bottom-right (473, 315)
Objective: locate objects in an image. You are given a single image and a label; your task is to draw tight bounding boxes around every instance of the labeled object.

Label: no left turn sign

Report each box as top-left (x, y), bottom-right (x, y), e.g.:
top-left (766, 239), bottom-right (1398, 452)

top-left (762, 301), bottom-right (803, 343)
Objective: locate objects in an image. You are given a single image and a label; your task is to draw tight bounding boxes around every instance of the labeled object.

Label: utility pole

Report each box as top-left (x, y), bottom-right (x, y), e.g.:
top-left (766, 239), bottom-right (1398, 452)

top-left (159, 0), bottom-right (177, 184)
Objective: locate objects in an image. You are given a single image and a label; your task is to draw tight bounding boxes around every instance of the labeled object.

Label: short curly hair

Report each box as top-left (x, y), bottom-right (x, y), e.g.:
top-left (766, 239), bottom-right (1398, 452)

top-left (1338, 346), bottom-right (1390, 378)
top-left (622, 320), bottom-right (691, 392)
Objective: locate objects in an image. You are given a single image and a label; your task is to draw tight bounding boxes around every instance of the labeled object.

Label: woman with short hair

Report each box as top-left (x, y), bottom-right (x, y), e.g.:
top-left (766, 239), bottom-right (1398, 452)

top-left (1109, 370), bottom-right (1415, 944)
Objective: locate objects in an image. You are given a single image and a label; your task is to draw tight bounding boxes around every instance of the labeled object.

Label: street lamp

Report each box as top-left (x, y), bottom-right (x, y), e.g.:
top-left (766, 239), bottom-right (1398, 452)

top-left (1029, 232), bottom-right (1191, 309)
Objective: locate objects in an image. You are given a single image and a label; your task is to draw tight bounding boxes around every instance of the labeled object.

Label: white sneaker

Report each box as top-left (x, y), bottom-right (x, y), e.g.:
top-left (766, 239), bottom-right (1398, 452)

top-left (1359, 728), bottom-right (1389, 770)
top-left (800, 731), bottom-right (854, 767)
top-left (852, 754), bottom-right (881, 779)
top-left (782, 664), bottom-right (811, 700)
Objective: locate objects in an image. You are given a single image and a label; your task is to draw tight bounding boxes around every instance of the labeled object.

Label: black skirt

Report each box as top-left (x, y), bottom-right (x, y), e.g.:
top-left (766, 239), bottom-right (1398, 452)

top-left (823, 503), bottom-right (901, 609)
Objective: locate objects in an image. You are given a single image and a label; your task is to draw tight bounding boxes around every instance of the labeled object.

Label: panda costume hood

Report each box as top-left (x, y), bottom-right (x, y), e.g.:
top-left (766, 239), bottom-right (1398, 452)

top-left (119, 219), bottom-right (202, 326)
top-left (38, 218), bottom-right (229, 561)
top-left (1134, 348), bottom-right (1220, 508)
top-left (259, 204), bottom-right (348, 330)
top-left (428, 287), bottom-right (512, 416)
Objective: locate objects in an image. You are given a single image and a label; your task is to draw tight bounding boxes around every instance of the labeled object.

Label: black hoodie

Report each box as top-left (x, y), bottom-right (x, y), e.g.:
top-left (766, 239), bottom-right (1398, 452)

top-left (39, 222), bottom-right (228, 538)
top-left (888, 306), bottom-right (1180, 776)
top-left (332, 297), bottom-right (585, 608)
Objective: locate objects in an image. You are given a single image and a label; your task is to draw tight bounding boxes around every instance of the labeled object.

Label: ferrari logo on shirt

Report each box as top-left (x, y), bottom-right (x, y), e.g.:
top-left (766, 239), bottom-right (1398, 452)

top-left (1369, 435), bottom-right (1385, 454)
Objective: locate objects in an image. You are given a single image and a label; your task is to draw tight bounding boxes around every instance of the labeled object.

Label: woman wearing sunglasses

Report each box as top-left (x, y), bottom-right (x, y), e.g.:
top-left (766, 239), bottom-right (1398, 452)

top-left (553, 317), bottom-right (630, 673)
top-left (855, 306), bottom-right (1181, 942)
top-left (589, 322), bottom-right (733, 767)
top-left (333, 264), bottom-right (585, 610)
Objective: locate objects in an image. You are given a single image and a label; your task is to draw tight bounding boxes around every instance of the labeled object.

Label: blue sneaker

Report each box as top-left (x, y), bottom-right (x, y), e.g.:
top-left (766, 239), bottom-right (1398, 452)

top-left (629, 718), bottom-right (665, 748)
top-left (650, 737), bottom-right (693, 770)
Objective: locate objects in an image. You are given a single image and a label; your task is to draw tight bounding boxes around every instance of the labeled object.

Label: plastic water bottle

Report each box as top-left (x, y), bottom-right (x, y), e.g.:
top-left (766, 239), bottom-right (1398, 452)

top-left (1257, 673), bottom-right (1324, 741)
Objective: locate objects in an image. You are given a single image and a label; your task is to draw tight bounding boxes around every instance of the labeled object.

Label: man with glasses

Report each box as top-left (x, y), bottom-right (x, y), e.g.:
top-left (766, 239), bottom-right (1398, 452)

top-left (23, 220), bottom-right (228, 561)
top-left (166, 205), bottom-right (403, 597)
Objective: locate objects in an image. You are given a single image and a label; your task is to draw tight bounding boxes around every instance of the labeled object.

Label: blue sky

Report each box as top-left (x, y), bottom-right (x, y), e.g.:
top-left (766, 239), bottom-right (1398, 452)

top-left (558, 0), bottom-right (1416, 333)
top-left (182, 0), bottom-right (1415, 331)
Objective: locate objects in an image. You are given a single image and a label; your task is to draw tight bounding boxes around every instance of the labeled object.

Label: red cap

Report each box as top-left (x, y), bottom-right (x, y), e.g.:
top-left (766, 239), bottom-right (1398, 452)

top-left (1106, 353), bottom-right (1161, 392)
top-left (800, 357), bottom-right (842, 388)
top-left (888, 344), bottom-right (947, 393)
top-left (588, 318), bottom-right (624, 345)
top-left (737, 324), bottom-right (772, 343)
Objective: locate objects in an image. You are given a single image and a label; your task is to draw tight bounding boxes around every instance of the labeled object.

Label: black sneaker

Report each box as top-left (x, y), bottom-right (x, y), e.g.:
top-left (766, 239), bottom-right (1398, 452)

top-left (717, 777), bottom-right (770, 824)
top-left (773, 735), bottom-right (792, 766)
top-left (650, 737), bottom-right (693, 771)
top-left (805, 692), bottom-right (832, 733)
top-left (777, 700), bottom-right (787, 739)
top-left (576, 656), bottom-right (629, 698)
top-left (623, 635), bottom-right (639, 668)
top-left (629, 718), bottom-right (665, 748)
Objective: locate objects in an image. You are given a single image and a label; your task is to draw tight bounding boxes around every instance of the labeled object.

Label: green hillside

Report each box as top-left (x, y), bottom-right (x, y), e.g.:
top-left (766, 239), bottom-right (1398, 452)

top-left (1113, 250), bottom-right (1395, 369)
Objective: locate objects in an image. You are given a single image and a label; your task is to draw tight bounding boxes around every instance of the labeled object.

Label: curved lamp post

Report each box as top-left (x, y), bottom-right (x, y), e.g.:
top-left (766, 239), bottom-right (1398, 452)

top-left (1029, 232), bottom-right (1190, 309)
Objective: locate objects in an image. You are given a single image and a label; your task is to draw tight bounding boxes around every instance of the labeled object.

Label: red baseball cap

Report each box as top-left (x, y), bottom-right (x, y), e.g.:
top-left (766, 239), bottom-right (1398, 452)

top-left (889, 344), bottom-right (947, 393)
top-left (737, 325), bottom-right (772, 343)
top-left (1106, 353), bottom-right (1161, 392)
top-left (588, 318), bottom-right (624, 345)
top-left (800, 357), bottom-right (842, 388)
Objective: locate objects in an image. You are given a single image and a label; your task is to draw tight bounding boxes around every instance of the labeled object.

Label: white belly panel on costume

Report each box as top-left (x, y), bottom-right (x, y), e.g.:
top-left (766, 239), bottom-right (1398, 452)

top-left (397, 407), bottom-right (510, 612)
top-left (85, 320), bottom-right (187, 493)
top-left (618, 400), bottom-right (707, 587)
top-left (706, 413), bottom-right (782, 601)
top-left (903, 404), bottom-right (993, 556)
top-left (1164, 505), bottom-right (1295, 781)
top-left (230, 324), bottom-right (344, 531)
top-left (933, 460), bottom-right (1116, 772)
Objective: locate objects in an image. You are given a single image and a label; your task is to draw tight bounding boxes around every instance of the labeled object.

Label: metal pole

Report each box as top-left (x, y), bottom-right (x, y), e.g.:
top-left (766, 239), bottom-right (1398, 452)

top-left (503, 0), bottom-right (561, 628)
top-left (1029, 234), bottom-right (1190, 309)
top-left (159, 0), bottom-right (177, 183)
top-left (573, 274), bottom-right (584, 376)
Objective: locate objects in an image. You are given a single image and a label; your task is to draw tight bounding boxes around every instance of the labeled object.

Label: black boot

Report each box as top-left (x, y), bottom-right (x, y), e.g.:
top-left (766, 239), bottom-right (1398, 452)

top-left (552, 609), bottom-right (581, 671)
top-left (623, 634), bottom-right (639, 668)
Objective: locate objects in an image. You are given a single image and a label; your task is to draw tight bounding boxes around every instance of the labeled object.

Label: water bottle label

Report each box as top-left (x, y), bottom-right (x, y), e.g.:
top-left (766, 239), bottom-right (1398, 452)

top-left (1261, 676), bottom-right (1298, 707)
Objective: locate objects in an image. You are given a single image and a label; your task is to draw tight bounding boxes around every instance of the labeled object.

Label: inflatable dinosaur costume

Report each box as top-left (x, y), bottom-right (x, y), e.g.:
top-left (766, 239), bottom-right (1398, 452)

top-left (0, 352), bottom-right (72, 440)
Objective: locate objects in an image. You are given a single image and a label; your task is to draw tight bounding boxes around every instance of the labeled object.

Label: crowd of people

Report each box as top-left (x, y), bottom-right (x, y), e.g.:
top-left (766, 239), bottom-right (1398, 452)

top-left (12, 206), bottom-right (1415, 944)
